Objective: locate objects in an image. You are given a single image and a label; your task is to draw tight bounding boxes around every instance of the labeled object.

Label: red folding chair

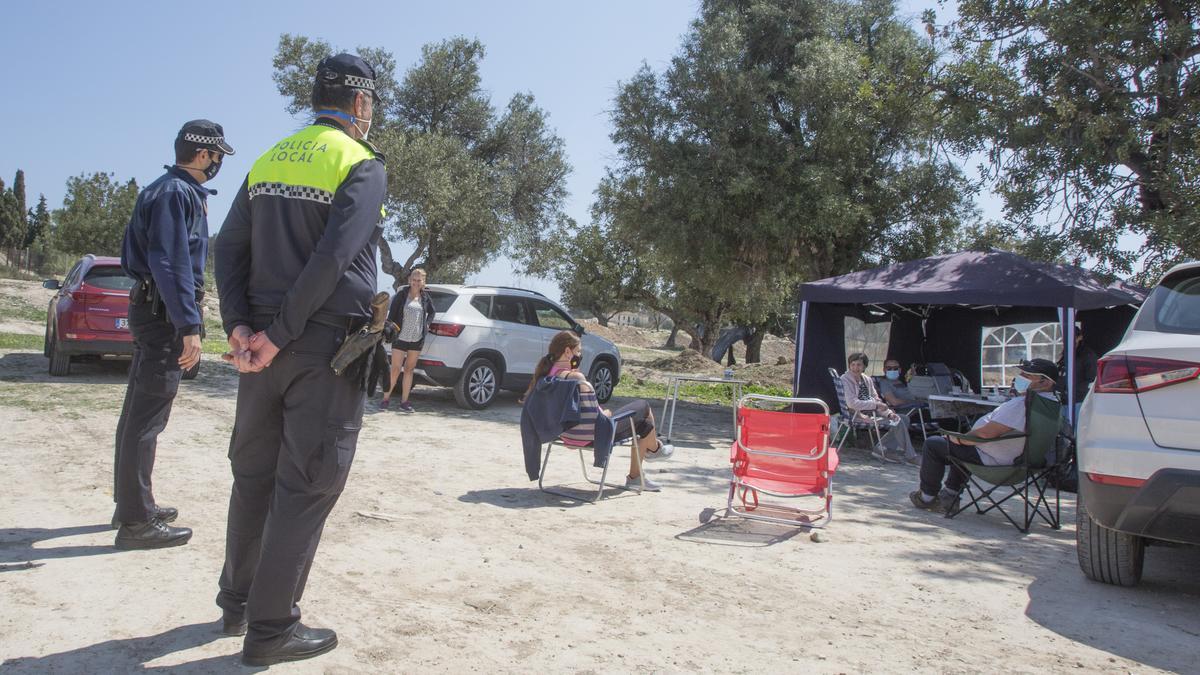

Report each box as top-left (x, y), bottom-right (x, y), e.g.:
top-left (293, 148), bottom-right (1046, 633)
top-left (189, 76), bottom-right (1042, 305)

top-left (722, 395), bottom-right (838, 527)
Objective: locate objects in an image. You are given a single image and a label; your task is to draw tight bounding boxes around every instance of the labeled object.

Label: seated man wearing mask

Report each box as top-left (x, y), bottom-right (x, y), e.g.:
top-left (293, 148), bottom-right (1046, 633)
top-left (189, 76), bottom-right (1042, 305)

top-left (878, 358), bottom-right (919, 407)
top-left (908, 359), bottom-right (1059, 514)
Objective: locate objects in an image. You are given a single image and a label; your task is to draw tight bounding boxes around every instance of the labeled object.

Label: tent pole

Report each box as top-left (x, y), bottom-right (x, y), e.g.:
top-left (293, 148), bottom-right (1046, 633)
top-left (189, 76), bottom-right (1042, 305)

top-left (793, 301), bottom-right (808, 395)
top-left (1064, 307), bottom-right (1076, 427)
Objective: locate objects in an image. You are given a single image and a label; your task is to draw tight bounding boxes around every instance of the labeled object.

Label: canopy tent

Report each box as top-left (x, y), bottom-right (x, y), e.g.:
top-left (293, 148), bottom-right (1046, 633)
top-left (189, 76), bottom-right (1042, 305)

top-left (792, 250), bottom-right (1145, 425)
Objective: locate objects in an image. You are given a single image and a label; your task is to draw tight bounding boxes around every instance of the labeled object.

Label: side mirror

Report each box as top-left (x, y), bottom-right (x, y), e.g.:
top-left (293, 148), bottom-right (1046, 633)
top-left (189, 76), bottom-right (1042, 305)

top-left (572, 322), bottom-right (585, 336)
top-left (42, 279), bottom-right (61, 290)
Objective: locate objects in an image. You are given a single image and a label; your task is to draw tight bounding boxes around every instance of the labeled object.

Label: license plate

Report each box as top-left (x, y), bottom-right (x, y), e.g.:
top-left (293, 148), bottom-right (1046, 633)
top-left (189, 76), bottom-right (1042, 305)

top-left (116, 318), bottom-right (129, 329)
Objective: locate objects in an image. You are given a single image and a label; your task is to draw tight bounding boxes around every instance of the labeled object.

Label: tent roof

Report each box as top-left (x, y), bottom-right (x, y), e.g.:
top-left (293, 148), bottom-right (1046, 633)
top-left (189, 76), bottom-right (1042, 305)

top-left (799, 250), bottom-right (1142, 310)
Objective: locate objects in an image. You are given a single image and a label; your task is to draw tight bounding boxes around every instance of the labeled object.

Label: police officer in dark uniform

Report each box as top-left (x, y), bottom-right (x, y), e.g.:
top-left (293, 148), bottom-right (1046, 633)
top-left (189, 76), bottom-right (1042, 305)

top-left (114, 120), bottom-right (234, 549)
top-left (214, 54), bottom-right (386, 666)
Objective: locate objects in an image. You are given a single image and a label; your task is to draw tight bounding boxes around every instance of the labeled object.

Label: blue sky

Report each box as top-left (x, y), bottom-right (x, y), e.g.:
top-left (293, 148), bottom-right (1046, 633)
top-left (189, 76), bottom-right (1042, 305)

top-left (1, 0), bottom-right (976, 301)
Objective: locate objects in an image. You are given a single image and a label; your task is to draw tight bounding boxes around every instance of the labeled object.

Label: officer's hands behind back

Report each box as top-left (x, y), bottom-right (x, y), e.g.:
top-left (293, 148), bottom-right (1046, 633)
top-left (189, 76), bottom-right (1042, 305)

top-left (222, 325), bottom-right (255, 372)
top-left (246, 332), bottom-right (280, 371)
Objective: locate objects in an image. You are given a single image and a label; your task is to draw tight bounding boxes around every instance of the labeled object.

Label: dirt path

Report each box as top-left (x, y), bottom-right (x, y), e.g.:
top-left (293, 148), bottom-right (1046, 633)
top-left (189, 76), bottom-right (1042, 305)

top-left (1, 348), bottom-right (1198, 673)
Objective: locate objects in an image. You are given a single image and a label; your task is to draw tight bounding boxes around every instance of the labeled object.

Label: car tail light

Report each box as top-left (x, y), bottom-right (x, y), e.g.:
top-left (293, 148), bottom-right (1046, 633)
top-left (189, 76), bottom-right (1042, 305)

top-left (429, 322), bottom-right (464, 337)
top-left (1085, 472), bottom-right (1146, 488)
top-left (70, 289), bottom-right (104, 304)
top-left (418, 359), bottom-right (445, 368)
top-left (1094, 355), bottom-right (1200, 394)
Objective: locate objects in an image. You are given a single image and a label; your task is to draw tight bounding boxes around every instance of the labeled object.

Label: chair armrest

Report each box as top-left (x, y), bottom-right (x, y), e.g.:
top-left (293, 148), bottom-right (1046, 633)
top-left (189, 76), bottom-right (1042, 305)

top-left (942, 430), bottom-right (1027, 444)
top-left (609, 409), bottom-right (637, 423)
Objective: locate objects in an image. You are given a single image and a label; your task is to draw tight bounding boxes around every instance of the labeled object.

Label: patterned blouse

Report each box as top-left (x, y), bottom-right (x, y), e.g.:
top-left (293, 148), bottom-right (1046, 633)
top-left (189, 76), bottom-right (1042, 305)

top-left (397, 295), bottom-right (425, 342)
top-left (549, 364), bottom-right (599, 447)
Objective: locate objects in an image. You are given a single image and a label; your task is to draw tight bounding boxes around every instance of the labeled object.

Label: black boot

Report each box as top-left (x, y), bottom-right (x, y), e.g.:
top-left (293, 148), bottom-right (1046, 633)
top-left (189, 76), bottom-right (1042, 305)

top-left (112, 505), bottom-right (179, 529)
top-left (241, 624), bottom-right (338, 666)
top-left (114, 519), bottom-right (192, 550)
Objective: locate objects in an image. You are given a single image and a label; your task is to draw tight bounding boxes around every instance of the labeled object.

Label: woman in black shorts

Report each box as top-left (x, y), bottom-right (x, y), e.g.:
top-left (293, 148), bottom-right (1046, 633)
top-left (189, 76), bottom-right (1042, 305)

top-left (382, 268), bottom-right (435, 412)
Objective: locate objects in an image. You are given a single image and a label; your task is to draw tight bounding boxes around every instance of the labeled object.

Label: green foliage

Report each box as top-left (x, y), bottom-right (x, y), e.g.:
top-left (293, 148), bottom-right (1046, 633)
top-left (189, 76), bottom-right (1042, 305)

top-left (25, 195), bottom-right (50, 248)
top-left (0, 175), bottom-right (26, 248)
top-left (271, 34), bottom-right (572, 287)
top-left (52, 173), bottom-right (138, 257)
top-left (942, 0), bottom-right (1200, 280)
top-left (593, 0), bottom-right (976, 354)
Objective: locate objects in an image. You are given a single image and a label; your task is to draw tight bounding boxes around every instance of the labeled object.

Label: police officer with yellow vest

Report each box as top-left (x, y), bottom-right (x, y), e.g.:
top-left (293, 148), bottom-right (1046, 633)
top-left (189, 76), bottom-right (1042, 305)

top-left (213, 54), bottom-right (386, 666)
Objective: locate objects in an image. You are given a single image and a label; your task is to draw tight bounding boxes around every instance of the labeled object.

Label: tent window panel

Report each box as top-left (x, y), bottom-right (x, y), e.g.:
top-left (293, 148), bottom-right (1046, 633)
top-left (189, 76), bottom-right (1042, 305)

top-left (1030, 322), bottom-right (1063, 362)
top-left (844, 317), bottom-right (891, 376)
top-left (980, 322), bottom-right (1063, 387)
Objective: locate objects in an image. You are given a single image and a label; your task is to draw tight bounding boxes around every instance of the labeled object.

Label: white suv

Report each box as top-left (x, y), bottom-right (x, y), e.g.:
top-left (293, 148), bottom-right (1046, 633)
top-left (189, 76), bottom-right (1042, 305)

top-left (406, 285), bottom-right (622, 409)
top-left (1076, 261), bottom-right (1200, 586)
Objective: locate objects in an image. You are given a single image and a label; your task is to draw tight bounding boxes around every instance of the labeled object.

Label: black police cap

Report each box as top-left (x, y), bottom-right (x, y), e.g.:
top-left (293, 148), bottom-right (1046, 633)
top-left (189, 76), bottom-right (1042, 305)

top-left (316, 53), bottom-right (379, 101)
top-left (177, 119), bottom-right (235, 155)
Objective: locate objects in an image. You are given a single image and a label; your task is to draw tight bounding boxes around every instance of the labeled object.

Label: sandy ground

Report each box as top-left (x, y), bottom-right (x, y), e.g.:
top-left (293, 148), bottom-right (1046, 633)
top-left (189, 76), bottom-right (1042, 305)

top-left (1, 349), bottom-right (1199, 674)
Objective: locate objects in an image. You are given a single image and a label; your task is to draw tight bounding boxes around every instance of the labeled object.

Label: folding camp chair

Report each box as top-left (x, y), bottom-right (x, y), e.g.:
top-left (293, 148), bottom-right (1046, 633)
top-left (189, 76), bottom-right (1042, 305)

top-left (721, 395), bottom-right (838, 527)
top-left (828, 368), bottom-right (883, 455)
top-left (538, 409), bottom-right (645, 503)
top-left (944, 394), bottom-right (1066, 533)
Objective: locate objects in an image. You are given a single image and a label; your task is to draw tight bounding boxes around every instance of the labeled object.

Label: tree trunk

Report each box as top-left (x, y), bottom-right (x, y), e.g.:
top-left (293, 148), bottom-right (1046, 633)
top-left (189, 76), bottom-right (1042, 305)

top-left (666, 325), bottom-right (679, 348)
top-left (745, 329), bottom-right (765, 364)
top-left (595, 310), bottom-right (610, 327)
top-left (696, 320), bottom-right (719, 356)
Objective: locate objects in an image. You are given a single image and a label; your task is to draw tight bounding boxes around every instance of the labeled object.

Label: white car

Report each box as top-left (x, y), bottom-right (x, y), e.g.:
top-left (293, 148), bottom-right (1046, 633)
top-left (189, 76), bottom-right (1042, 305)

top-left (406, 285), bottom-right (622, 409)
top-left (1076, 261), bottom-right (1200, 586)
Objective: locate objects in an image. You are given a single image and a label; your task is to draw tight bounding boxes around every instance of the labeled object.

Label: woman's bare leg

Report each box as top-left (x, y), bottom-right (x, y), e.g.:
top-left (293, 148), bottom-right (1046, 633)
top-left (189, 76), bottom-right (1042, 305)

top-left (627, 409), bottom-right (660, 478)
top-left (383, 349), bottom-right (404, 402)
top-left (400, 349), bottom-right (421, 403)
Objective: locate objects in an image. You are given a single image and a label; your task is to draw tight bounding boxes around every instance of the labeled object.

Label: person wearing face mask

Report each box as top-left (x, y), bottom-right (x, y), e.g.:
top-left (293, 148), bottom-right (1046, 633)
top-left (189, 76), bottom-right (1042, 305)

top-left (878, 358), bottom-right (919, 408)
top-left (522, 331), bottom-right (675, 491)
top-left (213, 53), bottom-right (386, 666)
top-left (909, 358), bottom-right (1060, 514)
top-left (113, 120), bottom-right (234, 549)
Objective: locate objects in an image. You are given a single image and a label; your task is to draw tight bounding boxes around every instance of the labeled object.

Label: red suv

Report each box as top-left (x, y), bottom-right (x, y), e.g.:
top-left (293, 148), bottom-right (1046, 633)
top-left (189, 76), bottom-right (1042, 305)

top-left (43, 255), bottom-right (136, 376)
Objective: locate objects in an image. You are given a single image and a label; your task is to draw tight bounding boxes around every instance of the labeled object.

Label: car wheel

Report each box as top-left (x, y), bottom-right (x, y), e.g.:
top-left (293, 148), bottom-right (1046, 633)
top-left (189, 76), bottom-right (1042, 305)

top-left (454, 357), bottom-right (498, 409)
top-left (1077, 498), bottom-right (1144, 587)
top-left (182, 362), bottom-right (200, 380)
top-left (48, 333), bottom-right (71, 377)
top-left (590, 360), bottom-right (616, 403)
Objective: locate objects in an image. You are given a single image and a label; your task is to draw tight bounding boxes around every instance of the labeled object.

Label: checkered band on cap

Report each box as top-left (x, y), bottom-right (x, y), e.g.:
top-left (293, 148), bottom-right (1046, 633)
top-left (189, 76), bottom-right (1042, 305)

top-left (344, 75), bottom-right (375, 91)
top-left (248, 182), bottom-right (334, 205)
top-left (182, 133), bottom-right (224, 146)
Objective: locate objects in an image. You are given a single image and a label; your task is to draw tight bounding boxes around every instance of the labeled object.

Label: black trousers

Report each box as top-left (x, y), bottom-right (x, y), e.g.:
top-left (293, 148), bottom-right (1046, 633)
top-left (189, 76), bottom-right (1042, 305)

top-left (216, 321), bottom-right (365, 650)
top-left (918, 436), bottom-right (983, 496)
top-left (611, 399), bottom-right (655, 443)
top-left (114, 302), bottom-right (183, 523)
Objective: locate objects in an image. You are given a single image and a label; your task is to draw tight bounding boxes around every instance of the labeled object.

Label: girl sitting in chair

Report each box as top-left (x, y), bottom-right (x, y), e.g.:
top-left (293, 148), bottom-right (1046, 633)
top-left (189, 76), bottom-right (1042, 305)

top-left (525, 331), bottom-right (675, 491)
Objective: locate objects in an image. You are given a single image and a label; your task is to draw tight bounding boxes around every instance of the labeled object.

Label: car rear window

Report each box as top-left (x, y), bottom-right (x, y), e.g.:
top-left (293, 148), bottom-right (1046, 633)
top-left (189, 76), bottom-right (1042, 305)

top-left (84, 266), bottom-right (136, 291)
top-left (427, 290), bottom-right (457, 313)
top-left (1134, 268), bottom-right (1200, 335)
top-left (469, 295), bottom-right (491, 316)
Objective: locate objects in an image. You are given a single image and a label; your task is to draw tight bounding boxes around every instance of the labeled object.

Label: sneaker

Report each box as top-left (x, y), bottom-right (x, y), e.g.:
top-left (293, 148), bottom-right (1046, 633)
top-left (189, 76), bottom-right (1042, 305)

top-left (644, 441), bottom-right (675, 462)
top-left (398, 401), bottom-right (415, 413)
top-left (909, 490), bottom-right (942, 511)
top-left (379, 399), bottom-right (390, 410)
top-left (626, 475), bottom-right (662, 492)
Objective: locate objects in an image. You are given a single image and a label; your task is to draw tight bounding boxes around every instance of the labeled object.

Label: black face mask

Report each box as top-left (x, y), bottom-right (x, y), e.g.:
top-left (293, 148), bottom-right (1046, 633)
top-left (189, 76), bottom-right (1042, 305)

top-left (570, 355), bottom-right (581, 369)
top-left (202, 154), bottom-right (222, 181)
